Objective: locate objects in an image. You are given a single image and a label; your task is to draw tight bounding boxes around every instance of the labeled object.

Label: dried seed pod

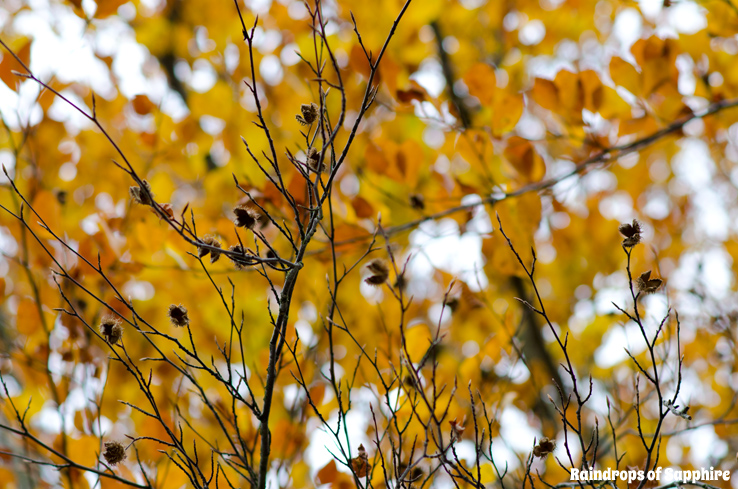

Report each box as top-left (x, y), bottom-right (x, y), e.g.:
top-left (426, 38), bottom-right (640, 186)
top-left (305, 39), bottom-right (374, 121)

top-left (409, 194), bottom-right (425, 210)
top-left (449, 416), bottom-right (466, 443)
top-left (198, 235), bottom-right (222, 263)
top-left (636, 270), bottom-right (663, 294)
top-left (296, 102), bottom-right (319, 125)
top-left (168, 304), bottom-right (189, 327)
top-left (350, 444), bottom-right (371, 477)
top-left (618, 219), bottom-right (642, 248)
top-left (365, 259), bottom-right (389, 286)
top-left (99, 317), bottom-right (123, 345)
top-left (229, 244), bottom-right (257, 270)
top-left (233, 205), bottom-right (259, 229)
top-left (306, 147), bottom-right (327, 173)
top-left (129, 180), bottom-right (154, 206)
top-left (533, 437), bottom-right (556, 458)
top-left (103, 441), bottom-right (126, 465)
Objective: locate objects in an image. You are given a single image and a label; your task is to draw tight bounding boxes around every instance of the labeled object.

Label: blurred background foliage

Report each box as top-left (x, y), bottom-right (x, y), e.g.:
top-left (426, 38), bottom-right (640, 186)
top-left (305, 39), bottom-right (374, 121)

top-left (1, 0), bottom-right (738, 487)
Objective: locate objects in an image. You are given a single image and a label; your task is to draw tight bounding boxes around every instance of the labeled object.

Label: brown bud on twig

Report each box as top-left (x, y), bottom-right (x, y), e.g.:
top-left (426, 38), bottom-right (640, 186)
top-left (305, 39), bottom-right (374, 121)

top-left (365, 259), bottom-right (389, 286)
top-left (129, 180), bottom-right (154, 206)
top-left (168, 304), bottom-right (189, 327)
top-left (233, 204), bottom-right (259, 229)
top-left (296, 102), bottom-right (319, 125)
top-left (449, 416), bottom-right (466, 443)
top-left (197, 235), bottom-right (222, 263)
top-left (99, 317), bottom-right (123, 345)
top-left (532, 437), bottom-right (556, 458)
top-left (636, 270), bottom-right (662, 294)
top-left (103, 441), bottom-right (126, 465)
top-left (618, 219), bottom-right (642, 248)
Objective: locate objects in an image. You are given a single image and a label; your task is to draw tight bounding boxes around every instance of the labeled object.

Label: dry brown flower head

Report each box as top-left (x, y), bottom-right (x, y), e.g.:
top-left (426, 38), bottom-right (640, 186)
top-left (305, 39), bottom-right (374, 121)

top-left (533, 437), bottom-right (556, 458)
top-left (636, 270), bottom-right (663, 294)
top-left (168, 304), bottom-right (189, 327)
top-left (619, 219), bottom-right (642, 248)
top-left (229, 244), bottom-right (257, 269)
top-left (99, 317), bottom-right (123, 345)
top-left (306, 147), bottom-right (327, 173)
top-left (296, 102), bottom-right (319, 125)
top-left (349, 444), bottom-right (371, 478)
top-left (198, 235), bottom-right (222, 263)
top-left (233, 205), bottom-right (260, 229)
top-left (409, 194), bottom-right (425, 210)
top-left (103, 441), bottom-right (126, 465)
top-left (365, 258), bottom-right (389, 286)
top-left (129, 180), bottom-right (154, 206)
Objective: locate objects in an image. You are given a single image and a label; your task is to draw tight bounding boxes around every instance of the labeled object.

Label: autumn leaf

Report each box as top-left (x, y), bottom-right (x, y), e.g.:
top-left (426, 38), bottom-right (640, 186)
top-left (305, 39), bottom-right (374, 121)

top-left (0, 38), bottom-right (30, 90)
top-left (464, 62), bottom-right (497, 106)
top-left (94, 0), bottom-right (128, 18)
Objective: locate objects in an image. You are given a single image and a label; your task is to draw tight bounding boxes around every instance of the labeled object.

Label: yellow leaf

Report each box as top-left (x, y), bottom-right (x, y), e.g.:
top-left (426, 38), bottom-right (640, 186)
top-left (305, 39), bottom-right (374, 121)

top-left (554, 70), bottom-right (582, 115)
top-left (579, 70), bottom-right (604, 112)
top-left (464, 62), bottom-right (497, 106)
top-left (504, 137), bottom-right (545, 184)
top-left (95, 0), bottom-right (128, 18)
top-left (530, 78), bottom-right (558, 112)
top-left (16, 299), bottom-right (43, 337)
top-left (609, 57), bottom-right (641, 95)
top-left (598, 86), bottom-right (632, 120)
top-left (486, 193), bottom-right (542, 277)
top-left (491, 92), bottom-right (524, 136)
top-left (396, 140), bottom-right (422, 186)
top-left (404, 323), bottom-right (432, 363)
top-left (631, 37), bottom-right (678, 96)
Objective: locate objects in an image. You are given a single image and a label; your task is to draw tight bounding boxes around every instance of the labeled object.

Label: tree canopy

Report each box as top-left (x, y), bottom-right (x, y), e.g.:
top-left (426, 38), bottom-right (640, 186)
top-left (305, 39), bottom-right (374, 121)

top-left (1, 0), bottom-right (738, 488)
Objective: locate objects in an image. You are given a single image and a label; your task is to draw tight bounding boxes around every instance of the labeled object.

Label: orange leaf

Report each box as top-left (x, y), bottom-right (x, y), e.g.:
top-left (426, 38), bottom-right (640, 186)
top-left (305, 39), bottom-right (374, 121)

top-left (132, 94), bottom-right (155, 115)
top-left (16, 299), bottom-right (43, 337)
top-left (579, 70), bottom-right (604, 112)
top-left (317, 459), bottom-right (337, 484)
top-left (491, 92), bottom-right (524, 136)
top-left (95, 0), bottom-right (128, 18)
top-left (609, 57), bottom-right (641, 95)
top-left (530, 78), bottom-right (558, 112)
top-left (554, 70), bottom-right (582, 115)
top-left (396, 81), bottom-right (427, 104)
top-left (351, 196), bottom-right (374, 219)
top-left (504, 137), bottom-right (545, 183)
top-left (0, 39), bottom-right (31, 91)
top-left (349, 44), bottom-right (372, 80)
top-left (365, 143), bottom-right (390, 174)
top-left (463, 62), bottom-right (497, 106)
